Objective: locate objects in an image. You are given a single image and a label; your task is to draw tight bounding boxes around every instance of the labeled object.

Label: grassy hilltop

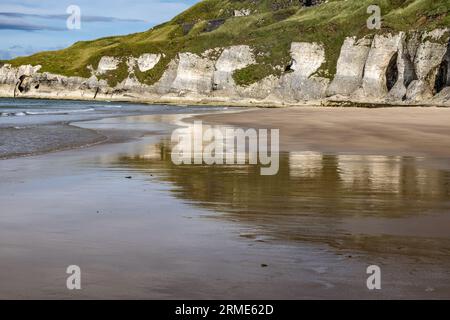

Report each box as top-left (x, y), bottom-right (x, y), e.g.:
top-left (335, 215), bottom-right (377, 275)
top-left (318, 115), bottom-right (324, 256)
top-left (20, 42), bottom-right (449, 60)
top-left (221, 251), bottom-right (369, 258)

top-left (8, 0), bottom-right (450, 87)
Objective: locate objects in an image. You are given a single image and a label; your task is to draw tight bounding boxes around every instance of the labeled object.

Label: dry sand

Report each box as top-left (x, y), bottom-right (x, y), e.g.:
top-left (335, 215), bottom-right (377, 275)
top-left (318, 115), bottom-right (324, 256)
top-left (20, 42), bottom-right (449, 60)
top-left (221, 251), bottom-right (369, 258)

top-left (195, 106), bottom-right (450, 159)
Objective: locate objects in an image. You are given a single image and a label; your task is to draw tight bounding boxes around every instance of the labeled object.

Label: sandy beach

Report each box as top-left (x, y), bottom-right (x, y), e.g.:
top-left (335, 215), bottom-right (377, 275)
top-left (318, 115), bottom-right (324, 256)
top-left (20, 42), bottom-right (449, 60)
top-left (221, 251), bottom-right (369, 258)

top-left (1, 101), bottom-right (450, 299)
top-left (196, 106), bottom-right (450, 159)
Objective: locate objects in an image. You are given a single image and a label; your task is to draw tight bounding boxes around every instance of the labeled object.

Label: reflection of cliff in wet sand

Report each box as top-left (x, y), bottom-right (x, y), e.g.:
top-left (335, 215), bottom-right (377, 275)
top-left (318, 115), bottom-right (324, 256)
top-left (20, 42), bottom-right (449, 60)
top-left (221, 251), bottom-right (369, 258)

top-left (115, 139), bottom-right (450, 262)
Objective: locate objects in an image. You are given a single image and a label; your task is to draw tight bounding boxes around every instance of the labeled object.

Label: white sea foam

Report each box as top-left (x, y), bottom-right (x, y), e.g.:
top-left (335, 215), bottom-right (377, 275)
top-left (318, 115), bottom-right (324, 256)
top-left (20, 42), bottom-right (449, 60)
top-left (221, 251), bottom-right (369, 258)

top-left (100, 105), bottom-right (122, 109)
top-left (25, 108), bottom-right (95, 115)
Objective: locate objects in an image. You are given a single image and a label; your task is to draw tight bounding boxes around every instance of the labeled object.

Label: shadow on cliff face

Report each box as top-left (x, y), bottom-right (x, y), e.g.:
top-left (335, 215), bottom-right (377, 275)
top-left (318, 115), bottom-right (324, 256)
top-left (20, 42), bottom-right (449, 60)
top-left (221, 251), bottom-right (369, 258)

top-left (435, 41), bottom-right (450, 94)
top-left (386, 52), bottom-right (399, 92)
top-left (107, 138), bottom-right (450, 259)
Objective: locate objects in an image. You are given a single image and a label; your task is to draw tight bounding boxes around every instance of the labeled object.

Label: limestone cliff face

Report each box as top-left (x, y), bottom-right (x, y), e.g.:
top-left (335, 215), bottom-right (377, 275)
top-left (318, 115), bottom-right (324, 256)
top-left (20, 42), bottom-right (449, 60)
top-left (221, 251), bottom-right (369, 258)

top-left (406, 30), bottom-right (449, 102)
top-left (0, 63), bottom-right (107, 99)
top-left (354, 33), bottom-right (404, 99)
top-left (0, 64), bottom-right (42, 85)
top-left (95, 56), bottom-right (121, 75)
top-left (137, 54), bottom-right (162, 72)
top-left (329, 28), bottom-right (449, 105)
top-left (171, 52), bottom-right (215, 94)
top-left (327, 37), bottom-right (371, 97)
top-left (1, 28), bottom-right (449, 106)
top-left (213, 45), bottom-right (255, 92)
top-left (277, 42), bottom-right (329, 101)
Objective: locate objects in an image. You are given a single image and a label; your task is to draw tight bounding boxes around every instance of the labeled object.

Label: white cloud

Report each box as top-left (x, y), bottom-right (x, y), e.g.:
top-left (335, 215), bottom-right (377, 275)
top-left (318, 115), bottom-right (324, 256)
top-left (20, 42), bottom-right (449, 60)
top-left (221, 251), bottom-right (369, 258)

top-left (0, 0), bottom-right (197, 58)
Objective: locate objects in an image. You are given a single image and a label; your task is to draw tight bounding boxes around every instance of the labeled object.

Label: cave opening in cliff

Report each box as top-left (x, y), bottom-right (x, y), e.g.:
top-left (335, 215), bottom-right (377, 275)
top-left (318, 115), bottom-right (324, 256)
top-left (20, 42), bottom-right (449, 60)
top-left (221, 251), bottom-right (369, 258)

top-left (285, 60), bottom-right (294, 73)
top-left (435, 43), bottom-right (449, 94)
top-left (386, 53), bottom-right (399, 91)
top-left (300, 0), bottom-right (322, 6)
top-left (17, 75), bottom-right (28, 93)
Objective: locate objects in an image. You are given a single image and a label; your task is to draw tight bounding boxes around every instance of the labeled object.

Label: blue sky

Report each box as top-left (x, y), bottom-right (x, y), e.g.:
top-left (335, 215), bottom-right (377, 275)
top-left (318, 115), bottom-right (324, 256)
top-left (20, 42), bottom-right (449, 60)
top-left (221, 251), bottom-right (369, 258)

top-left (0, 0), bottom-right (199, 59)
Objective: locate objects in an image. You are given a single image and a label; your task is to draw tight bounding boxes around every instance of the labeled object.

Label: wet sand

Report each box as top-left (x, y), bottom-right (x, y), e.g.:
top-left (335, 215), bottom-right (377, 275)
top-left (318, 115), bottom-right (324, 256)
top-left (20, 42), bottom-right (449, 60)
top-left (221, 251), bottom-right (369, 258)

top-left (1, 107), bottom-right (450, 299)
top-left (0, 98), bottom-right (233, 159)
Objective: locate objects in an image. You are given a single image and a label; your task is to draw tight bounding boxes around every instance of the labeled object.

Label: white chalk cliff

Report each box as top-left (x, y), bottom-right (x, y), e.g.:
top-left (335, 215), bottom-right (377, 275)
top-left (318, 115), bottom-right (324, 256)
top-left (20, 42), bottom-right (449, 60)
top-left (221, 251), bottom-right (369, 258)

top-left (1, 28), bottom-right (449, 107)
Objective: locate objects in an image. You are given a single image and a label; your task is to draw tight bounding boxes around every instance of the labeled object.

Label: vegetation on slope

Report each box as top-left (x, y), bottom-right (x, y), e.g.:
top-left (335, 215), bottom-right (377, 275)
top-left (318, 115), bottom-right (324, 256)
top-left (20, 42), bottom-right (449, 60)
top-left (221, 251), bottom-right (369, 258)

top-left (8, 0), bottom-right (450, 87)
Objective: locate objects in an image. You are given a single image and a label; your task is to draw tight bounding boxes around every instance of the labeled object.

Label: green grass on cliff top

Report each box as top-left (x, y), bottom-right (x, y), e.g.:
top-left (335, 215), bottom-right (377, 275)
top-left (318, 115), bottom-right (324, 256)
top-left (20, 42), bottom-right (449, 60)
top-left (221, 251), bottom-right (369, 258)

top-left (8, 0), bottom-right (450, 87)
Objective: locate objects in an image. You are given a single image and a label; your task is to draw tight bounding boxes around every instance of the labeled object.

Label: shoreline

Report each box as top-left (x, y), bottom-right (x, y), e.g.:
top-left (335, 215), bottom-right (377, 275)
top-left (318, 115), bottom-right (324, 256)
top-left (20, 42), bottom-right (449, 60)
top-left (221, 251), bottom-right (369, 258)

top-left (2, 90), bottom-right (449, 109)
top-left (4, 99), bottom-right (450, 163)
top-left (0, 104), bottom-right (239, 161)
top-left (0, 99), bottom-right (228, 160)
